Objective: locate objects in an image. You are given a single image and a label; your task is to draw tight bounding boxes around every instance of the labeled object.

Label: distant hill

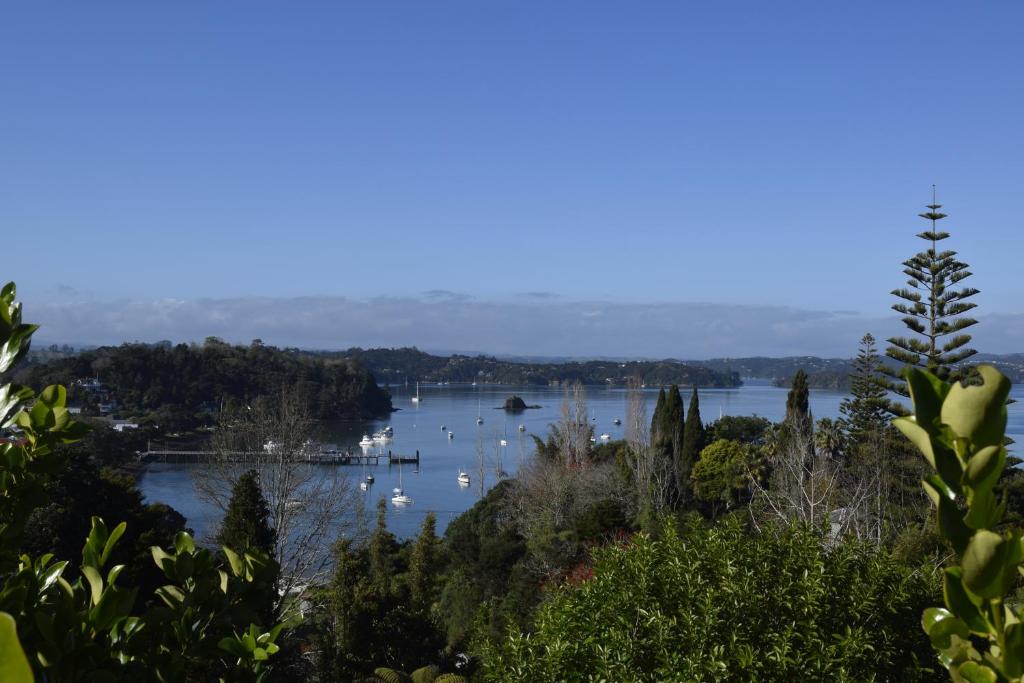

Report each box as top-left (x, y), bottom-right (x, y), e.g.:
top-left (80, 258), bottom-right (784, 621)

top-left (325, 347), bottom-right (741, 388)
top-left (684, 357), bottom-right (854, 389)
top-left (690, 353), bottom-right (1024, 388)
top-left (16, 339), bottom-right (393, 428)
top-left (20, 341), bottom-right (1024, 398)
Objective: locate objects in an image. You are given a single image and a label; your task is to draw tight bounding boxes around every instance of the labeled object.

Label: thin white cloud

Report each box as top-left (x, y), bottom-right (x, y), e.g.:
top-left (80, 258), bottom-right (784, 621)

top-left (24, 294), bottom-right (1024, 359)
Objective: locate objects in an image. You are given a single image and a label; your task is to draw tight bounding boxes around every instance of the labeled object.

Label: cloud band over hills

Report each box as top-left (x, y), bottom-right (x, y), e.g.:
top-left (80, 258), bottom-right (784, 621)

top-left (27, 293), bottom-right (1024, 359)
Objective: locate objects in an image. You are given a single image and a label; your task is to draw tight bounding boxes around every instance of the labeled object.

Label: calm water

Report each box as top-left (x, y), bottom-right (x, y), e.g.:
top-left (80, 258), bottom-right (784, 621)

top-left (139, 380), bottom-right (1024, 540)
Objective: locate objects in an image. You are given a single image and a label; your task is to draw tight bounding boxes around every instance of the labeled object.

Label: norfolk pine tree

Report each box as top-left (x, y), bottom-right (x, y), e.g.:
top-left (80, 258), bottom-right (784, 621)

top-left (881, 193), bottom-right (979, 414)
top-left (839, 333), bottom-right (890, 441)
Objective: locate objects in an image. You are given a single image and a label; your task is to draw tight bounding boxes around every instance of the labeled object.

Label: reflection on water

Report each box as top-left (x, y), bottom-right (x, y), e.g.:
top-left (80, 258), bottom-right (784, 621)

top-left (139, 380), bottom-right (1024, 540)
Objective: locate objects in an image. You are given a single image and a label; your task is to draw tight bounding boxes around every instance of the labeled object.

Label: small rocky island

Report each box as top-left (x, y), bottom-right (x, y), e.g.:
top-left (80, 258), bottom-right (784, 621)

top-left (503, 395), bottom-right (540, 413)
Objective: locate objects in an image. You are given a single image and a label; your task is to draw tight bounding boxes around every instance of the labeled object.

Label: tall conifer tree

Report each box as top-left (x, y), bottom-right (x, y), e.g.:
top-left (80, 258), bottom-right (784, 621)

top-left (664, 386), bottom-right (685, 506)
top-left (679, 387), bottom-right (704, 506)
top-left (650, 388), bottom-right (667, 448)
top-left (368, 498), bottom-right (396, 596)
top-left (840, 333), bottom-right (889, 441)
top-left (408, 512), bottom-right (441, 612)
top-left (785, 370), bottom-right (813, 445)
top-left (881, 192), bottom-right (979, 413)
top-left (216, 469), bottom-right (276, 557)
top-left (216, 469), bottom-right (278, 625)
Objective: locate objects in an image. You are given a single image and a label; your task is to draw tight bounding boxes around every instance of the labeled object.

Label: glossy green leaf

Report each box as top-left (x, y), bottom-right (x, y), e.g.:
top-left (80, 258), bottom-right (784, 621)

top-left (100, 522), bottom-right (126, 567)
top-left (906, 367), bottom-right (949, 427)
top-left (0, 613), bottom-right (33, 683)
top-left (964, 486), bottom-right (1001, 530)
top-left (932, 440), bottom-right (965, 497)
top-left (955, 661), bottom-right (997, 683)
top-left (965, 446), bottom-right (1005, 492)
top-left (174, 532), bottom-right (194, 555)
top-left (942, 366), bottom-right (1011, 447)
top-left (894, 417), bottom-right (936, 469)
top-left (37, 384), bottom-right (66, 409)
top-left (962, 530), bottom-right (1007, 600)
top-left (151, 546), bottom-right (175, 577)
top-left (937, 495), bottom-right (970, 556)
top-left (155, 585), bottom-right (184, 607)
top-left (0, 384), bottom-right (33, 429)
top-left (1004, 622), bottom-right (1024, 678)
top-left (81, 565), bottom-right (104, 606)
top-left (223, 546), bottom-right (244, 577)
top-left (942, 568), bottom-right (987, 633)
top-left (923, 608), bottom-right (970, 649)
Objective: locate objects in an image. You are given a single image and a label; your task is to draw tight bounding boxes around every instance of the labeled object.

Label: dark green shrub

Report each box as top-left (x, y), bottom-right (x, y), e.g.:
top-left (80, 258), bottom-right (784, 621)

top-left (480, 518), bottom-right (942, 682)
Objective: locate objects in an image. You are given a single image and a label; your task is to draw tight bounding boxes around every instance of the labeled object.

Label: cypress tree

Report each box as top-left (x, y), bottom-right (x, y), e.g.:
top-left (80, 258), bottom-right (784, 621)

top-left (216, 469), bottom-right (276, 557)
top-left (408, 511), bottom-right (441, 611)
top-left (650, 388), bottom-right (667, 447)
top-left (216, 469), bottom-right (277, 626)
top-left (785, 370), bottom-right (810, 425)
top-left (665, 385), bottom-right (685, 455)
top-left (840, 333), bottom-right (889, 441)
top-left (679, 387), bottom-right (705, 506)
top-left (368, 497), bottom-right (396, 596)
top-left (663, 385), bottom-right (685, 507)
top-left (881, 192), bottom-right (979, 413)
top-left (784, 370), bottom-right (813, 446)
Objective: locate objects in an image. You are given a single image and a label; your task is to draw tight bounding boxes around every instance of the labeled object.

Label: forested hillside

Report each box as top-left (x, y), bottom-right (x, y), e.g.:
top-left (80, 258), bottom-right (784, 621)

top-left (332, 347), bottom-right (741, 387)
top-left (17, 339), bottom-right (392, 425)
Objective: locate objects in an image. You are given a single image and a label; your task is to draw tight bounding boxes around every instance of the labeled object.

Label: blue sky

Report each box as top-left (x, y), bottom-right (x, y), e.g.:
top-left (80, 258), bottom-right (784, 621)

top-left (2, 2), bottom-right (1023, 356)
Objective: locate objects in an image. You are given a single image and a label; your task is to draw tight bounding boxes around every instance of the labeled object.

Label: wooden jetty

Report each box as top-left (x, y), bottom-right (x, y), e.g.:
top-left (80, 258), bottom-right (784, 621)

top-left (138, 448), bottom-right (420, 467)
top-left (387, 449), bottom-right (420, 466)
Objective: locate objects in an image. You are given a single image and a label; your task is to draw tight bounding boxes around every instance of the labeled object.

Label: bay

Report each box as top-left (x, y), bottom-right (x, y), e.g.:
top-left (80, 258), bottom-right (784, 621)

top-left (139, 379), bottom-right (1024, 540)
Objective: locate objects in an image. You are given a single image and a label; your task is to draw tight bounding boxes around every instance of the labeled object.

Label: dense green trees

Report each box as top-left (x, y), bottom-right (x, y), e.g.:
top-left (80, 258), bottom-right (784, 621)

top-left (706, 414), bottom-right (771, 444)
top-left (19, 447), bottom-right (187, 598)
top-left (316, 500), bottom-right (449, 680)
top-left (691, 439), bottom-right (763, 517)
top-left (19, 339), bottom-right (393, 428)
top-left (436, 480), bottom-right (529, 651)
top-left (343, 347), bottom-right (741, 388)
top-left (480, 518), bottom-right (942, 682)
top-left (881, 198), bottom-right (979, 412)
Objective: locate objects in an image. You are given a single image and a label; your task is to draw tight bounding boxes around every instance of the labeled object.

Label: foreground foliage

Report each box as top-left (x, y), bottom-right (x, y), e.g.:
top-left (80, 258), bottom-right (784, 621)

top-left (479, 518), bottom-right (942, 682)
top-left (0, 282), bottom-right (283, 681)
top-left (897, 365), bottom-right (1024, 681)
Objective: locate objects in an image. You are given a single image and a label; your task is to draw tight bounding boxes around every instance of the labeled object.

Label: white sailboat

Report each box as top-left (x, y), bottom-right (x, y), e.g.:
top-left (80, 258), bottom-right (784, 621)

top-left (411, 381), bottom-right (421, 404)
top-left (360, 462), bottom-right (370, 490)
top-left (476, 396), bottom-right (484, 424)
top-left (391, 462), bottom-right (413, 505)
